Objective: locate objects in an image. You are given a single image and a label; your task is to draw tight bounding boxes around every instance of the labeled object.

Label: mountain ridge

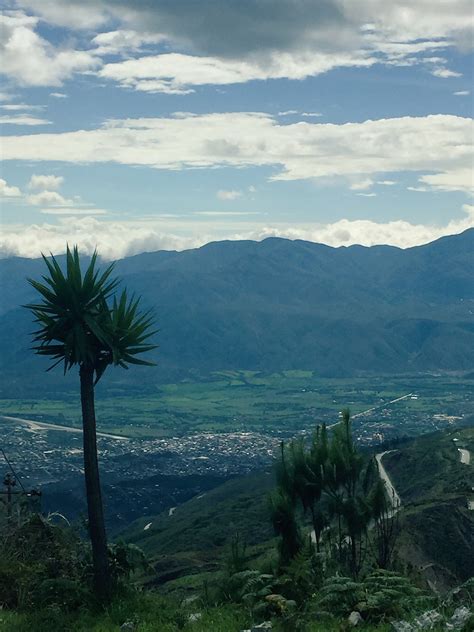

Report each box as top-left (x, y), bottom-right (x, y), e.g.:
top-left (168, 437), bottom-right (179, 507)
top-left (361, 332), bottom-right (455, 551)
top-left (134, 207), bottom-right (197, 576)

top-left (1, 229), bottom-right (473, 395)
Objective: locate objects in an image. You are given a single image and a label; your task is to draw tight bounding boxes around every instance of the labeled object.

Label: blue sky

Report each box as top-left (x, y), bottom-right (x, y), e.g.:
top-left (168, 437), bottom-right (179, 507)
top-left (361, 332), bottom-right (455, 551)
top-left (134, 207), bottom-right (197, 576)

top-left (0, 0), bottom-right (473, 259)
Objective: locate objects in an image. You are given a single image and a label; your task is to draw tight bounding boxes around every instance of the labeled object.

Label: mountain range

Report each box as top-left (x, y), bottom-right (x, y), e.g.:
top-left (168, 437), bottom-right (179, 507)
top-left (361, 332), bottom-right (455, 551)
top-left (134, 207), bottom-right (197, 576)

top-left (1, 228), bottom-right (473, 396)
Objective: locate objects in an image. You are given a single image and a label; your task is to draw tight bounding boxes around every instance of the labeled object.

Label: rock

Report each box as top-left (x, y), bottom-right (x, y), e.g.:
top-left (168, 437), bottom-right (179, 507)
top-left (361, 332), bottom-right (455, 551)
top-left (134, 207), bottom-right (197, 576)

top-left (446, 606), bottom-right (472, 630)
top-left (391, 622), bottom-right (414, 632)
top-left (188, 612), bottom-right (202, 623)
top-left (414, 609), bottom-right (443, 629)
top-left (241, 623), bottom-right (273, 632)
top-left (348, 611), bottom-right (363, 626)
top-left (120, 623), bottom-right (137, 632)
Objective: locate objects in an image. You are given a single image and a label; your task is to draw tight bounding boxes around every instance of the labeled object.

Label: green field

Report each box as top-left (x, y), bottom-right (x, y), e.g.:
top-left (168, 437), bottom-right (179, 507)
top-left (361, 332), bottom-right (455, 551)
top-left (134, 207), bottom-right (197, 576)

top-left (1, 371), bottom-right (472, 439)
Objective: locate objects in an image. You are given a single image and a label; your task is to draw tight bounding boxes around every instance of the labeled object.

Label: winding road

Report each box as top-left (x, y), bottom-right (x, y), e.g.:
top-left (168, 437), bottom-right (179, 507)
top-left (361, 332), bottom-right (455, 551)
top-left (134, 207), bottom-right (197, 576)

top-left (375, 450), bottom-right (401, 511)
top-left (458, 448), bottom-right (471, 465)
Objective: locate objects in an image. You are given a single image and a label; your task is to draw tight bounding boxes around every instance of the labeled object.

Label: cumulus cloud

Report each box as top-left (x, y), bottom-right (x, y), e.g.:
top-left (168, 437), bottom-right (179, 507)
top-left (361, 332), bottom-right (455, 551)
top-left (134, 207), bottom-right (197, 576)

top-left (26, 190), bottom-right (73, 206)
top-left (419, 169), bottom-right (474, 194)
top-left (0, 10), bottom-right (99, 87)
top-left (50, 92), bottom-right (67, 98)
top-left (92, 30), bottom-right (165, 55)
top-left (1, 204), bottom-right (473, 260)
top-left (28, 174), bottom-right (64, 190)
top-left (217, 189), bottom-right (242, 200)
top-left (430, 67), bottom-right (462, 78)
top-left (5, 1), bottom-right (469, 90)
top-left (0, 172), bottom-right (105, 215)
top-left (350, 178), bottom-right (374, 191)
top-left (16, 1), bottom-right (474, 57)
top-left (0, 178), bottom-right (21, 197)
top-left (98, 50), bottom-right (377, 93)
top-left (2, 113), bottom-right (472, 193)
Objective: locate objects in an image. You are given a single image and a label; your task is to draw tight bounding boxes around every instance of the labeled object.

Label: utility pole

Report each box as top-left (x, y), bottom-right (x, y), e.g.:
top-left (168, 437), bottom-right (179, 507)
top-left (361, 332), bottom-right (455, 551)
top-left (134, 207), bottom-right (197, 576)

top-left (3, 472), bottom-right (16, 518)
top-left (0, 473), bottom-right (42, 519)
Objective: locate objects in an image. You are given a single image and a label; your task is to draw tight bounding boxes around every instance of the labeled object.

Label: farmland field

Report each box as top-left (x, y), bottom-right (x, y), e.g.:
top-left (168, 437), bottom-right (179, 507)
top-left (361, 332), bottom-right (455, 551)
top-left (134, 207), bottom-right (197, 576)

top-left (1, 371), bottom-right (472, 441)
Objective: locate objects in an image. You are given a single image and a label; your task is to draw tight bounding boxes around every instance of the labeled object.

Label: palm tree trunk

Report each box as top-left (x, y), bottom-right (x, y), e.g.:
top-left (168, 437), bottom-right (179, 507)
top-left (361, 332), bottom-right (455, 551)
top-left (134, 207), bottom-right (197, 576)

top-left (80, 363), bottom-right (112, 602)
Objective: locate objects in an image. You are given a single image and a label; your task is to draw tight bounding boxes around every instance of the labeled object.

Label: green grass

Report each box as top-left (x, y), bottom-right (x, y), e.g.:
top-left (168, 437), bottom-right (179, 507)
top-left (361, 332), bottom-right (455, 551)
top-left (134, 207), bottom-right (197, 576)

top-left (0, 593), bottom-right (251, 632)
top-left (1, 372), bottom-right (472, 439)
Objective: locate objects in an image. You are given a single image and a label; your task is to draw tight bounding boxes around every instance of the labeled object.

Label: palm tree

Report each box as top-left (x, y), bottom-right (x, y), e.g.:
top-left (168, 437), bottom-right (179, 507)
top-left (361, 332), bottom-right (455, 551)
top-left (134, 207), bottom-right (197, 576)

top-left (25, 246), bottom-right (157, 601)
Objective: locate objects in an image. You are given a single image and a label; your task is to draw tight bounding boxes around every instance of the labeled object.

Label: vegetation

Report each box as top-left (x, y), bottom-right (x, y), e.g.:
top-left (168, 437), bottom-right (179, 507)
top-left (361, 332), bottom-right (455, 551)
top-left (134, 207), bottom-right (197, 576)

top-left (1, 422), bottom-right (473, 630)
top-left (2, 372), bottom-right (472, 438)
top-left (269, 410), bottom-right (399, 578)
top-left (24, 246), bottom-right (156, 601)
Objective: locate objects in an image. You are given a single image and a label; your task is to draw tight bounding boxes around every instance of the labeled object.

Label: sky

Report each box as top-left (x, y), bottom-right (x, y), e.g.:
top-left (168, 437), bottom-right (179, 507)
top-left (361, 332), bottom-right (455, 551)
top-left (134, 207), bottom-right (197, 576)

top-left (0, 0), bottom-right (473, 260)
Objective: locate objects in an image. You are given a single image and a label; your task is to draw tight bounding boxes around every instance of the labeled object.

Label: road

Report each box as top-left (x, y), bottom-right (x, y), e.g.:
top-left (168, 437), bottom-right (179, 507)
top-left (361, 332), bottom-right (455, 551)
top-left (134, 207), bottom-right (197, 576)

top-left (0, 414), bottom-right (130, 441)
top-left (376, 450), bottom-right (401, 510)
top-left (458, 448), bottom-right (471, 465)
top-left (352, 393), bottom-right (414, 419)
top-left (326, 393), bottom-right (414, 429)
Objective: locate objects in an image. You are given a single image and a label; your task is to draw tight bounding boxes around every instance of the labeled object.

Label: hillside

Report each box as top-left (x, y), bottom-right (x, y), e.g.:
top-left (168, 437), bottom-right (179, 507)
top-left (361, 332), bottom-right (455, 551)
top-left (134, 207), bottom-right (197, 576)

top-left (383, 425), bottom-right (474, 591)
top-left (119, 425), bottom-right (474, 592)
top-left (120, 471), bottom-right (275, 585)
top-left (1, 229), bottom-right (473, 396)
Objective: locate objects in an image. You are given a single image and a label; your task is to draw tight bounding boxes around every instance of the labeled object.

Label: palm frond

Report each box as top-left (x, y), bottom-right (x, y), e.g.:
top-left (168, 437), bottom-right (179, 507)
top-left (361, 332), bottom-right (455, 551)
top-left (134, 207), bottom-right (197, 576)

top-left (25, 246), bottom-right (157, 381)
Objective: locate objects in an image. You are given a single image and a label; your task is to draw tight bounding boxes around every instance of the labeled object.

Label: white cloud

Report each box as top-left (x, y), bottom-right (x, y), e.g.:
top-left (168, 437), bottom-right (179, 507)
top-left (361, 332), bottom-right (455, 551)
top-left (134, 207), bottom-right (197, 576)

top-left (356, 192), bottom-right (377, 197)
top-left (195, 211), bottom-right (257, 216)
top-left (453, 90), bottom-right (470, 96)
top-left (217, 189), bottom-right (242, 200)
top-left (407, 186), bottom-right (429, 192)
top-left (377, 180), bottom-right (396, 186)
top-left (50, 92), bottom-right (68, 98)
top-left (1, 103), bottom-right (44, 111)
top-left (301, 112), bottom-right (323, 117)
top-left (350, 178), bottom-right (374, 191)
top-left (28, 174), bottom-right (64, 190)
top-left (0, 178), bottom-right (21, 197)
top-left (1, 204), bottom-right (473, 260)
top-left (419, 169), bottom-right (474, 194)
top-left (98, 51), bottom-right (378, 93)
top-left (3, 113), bottom-right (471, 193)
top-left (4, 1), bottom-right (472, 92)
top-left (92, 30), bottom-right (165, 55)
top-left (278, 110), bottom-right (298, 116)
top-left (14, 0), bottom-right (109, 30)
top-left (40, 207), bottom-right (107, 215)
top-left (17, 0), bottom-right (473, 56)
top-left (430, 67), bottom-right (462, 78)
top-left (0, 11), bottom-right (99, 87)
top-left (0, 115), bottom-right (51, 125)
top-left (27, 190), bottom-right (73, 206)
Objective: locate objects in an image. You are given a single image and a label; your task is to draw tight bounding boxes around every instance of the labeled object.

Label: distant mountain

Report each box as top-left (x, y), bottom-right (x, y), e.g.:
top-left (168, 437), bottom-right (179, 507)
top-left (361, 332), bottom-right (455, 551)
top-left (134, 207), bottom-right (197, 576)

top-left (1, 229), bottom-right (473, 395)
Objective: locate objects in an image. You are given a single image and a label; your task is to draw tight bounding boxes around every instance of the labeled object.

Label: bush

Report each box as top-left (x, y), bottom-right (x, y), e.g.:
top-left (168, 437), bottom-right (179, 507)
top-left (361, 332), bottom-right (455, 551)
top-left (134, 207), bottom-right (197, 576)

top-left (30, 578), bottom-right (89, 611)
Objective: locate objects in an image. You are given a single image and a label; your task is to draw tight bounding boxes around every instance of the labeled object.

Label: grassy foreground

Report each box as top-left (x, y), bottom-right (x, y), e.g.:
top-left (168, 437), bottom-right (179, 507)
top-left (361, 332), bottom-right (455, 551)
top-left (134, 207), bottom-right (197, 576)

top-left (0, 591), bottom-right (394, 632)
